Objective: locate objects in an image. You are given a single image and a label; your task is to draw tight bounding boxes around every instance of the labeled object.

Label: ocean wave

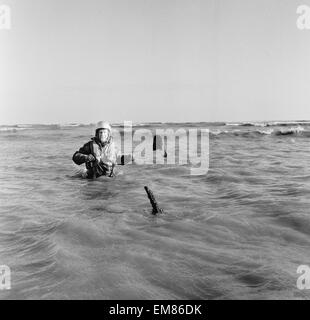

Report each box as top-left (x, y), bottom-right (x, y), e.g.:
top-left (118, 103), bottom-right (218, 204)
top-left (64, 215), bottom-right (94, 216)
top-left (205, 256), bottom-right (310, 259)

top-left (273, 126), bottom-right (306, 136)
top-left (0, 123), bottom-right (95, 132)
top-left (225, 121), bottom-right (310, 128)
top-left (210, 126), bottom-right (309, 137)
top-left (267, 121), bottom-right (310, 127)
top-left (59, 123), bottom-right (93, 128)
top-left (210, 129), bottom-right (271, 137)
top-left (0, 124), bottom-right (60, 131)
top-left (225, 122), bottom-right (268, 127)
top-left (0, 127), bottom-right (28, 132)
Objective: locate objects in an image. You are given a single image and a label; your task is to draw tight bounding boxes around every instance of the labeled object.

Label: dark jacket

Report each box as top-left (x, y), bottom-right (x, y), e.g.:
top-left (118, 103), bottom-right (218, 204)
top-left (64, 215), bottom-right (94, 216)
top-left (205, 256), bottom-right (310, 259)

top-left (72, 138), bottom-right (116, 178)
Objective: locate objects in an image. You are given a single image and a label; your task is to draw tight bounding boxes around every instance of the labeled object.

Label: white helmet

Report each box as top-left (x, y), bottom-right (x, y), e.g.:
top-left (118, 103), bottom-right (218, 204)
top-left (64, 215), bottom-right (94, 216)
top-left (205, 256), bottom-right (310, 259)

top-left (96, 121), bottom-right (112, 132)
top-left (95, 121), bottom-right (113, 142)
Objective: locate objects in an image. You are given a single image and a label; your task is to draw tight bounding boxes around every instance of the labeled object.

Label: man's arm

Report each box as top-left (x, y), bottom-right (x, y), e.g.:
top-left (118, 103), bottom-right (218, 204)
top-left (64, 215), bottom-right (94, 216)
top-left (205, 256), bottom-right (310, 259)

top-left (72, 142), bottom-right (93, 165)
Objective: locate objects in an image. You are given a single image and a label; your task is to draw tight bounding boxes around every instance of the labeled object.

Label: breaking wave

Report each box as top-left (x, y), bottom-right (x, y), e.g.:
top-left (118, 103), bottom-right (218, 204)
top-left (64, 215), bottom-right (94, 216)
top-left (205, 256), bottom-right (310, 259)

top-left (225, 121), bottom-right (310, 127)
top-left (0, 123), bottom-right (94, 133)
top-left (210, 126), bottom-right (310, 137)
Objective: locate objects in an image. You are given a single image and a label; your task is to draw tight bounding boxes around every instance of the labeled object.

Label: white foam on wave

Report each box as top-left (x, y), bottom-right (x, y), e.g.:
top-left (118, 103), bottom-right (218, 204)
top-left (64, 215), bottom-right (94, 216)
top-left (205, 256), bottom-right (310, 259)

top-left (209, 127), bottom-right (308, 136)
top-left (225, 122), bottom-right (268, 127)
top-left (274, 126), bottom-right (305, 135)
top-left (0, 127), bottom-right (28, 132)
top-left (226, 121), bottom-right (310, 128)
top-left (258, 129), bottom-right (274, 135)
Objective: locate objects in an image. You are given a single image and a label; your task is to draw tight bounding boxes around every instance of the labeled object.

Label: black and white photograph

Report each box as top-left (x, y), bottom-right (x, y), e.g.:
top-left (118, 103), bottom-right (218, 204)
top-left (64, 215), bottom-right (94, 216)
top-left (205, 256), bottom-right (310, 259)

top-left (1, 0), bottom-right (310, 304)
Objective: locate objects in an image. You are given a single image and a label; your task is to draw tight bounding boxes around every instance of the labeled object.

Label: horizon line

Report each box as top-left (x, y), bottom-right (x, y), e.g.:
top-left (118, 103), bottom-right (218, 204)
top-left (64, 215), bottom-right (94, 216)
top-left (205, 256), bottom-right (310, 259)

top-left (1, 119), bottom-right (310, 127)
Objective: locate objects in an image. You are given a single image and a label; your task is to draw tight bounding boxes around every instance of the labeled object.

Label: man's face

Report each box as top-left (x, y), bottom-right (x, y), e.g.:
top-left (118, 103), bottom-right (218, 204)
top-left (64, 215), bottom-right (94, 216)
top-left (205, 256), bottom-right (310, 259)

top-left (98, 129), bottom-right (109, 143)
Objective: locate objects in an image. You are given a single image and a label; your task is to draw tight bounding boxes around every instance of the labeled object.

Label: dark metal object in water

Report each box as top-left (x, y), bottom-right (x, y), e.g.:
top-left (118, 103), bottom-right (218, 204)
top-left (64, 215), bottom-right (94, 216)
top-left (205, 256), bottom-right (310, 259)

top-left (144, 186), bottom-right (164, 215)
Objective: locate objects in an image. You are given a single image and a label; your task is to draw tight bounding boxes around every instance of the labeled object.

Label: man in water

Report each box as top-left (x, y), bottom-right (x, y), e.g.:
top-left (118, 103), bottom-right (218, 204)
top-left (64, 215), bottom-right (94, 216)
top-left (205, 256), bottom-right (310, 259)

top-left (72, 121), bottom-right (118, 178)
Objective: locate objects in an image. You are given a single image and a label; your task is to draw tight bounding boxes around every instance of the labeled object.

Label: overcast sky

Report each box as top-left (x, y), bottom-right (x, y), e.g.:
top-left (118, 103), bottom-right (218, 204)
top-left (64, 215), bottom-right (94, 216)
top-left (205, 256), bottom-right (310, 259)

top-left (1, 0), bottom-right (310, 125)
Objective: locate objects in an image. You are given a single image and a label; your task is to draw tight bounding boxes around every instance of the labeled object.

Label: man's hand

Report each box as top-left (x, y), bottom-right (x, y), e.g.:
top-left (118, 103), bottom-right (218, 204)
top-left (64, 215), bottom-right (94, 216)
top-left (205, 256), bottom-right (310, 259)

top-left (86, 154), bottom-right (96, 162)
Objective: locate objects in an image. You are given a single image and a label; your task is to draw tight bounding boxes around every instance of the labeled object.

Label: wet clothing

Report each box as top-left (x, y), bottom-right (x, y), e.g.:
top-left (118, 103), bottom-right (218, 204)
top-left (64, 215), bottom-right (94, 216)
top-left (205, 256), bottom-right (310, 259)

top-left (72, 137), bottom-right (117, 178)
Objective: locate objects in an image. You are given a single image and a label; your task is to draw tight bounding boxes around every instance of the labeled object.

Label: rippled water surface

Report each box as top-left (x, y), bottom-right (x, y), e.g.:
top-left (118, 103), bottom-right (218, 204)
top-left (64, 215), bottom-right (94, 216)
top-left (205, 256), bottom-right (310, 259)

top-left (0, 122), bottom-right (310, 299)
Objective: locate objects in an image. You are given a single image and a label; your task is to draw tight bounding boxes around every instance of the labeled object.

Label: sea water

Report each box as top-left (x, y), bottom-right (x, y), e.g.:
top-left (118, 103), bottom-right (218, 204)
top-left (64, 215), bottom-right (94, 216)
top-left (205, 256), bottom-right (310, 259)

top-left (0, 121), bottom-right (310, 299)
